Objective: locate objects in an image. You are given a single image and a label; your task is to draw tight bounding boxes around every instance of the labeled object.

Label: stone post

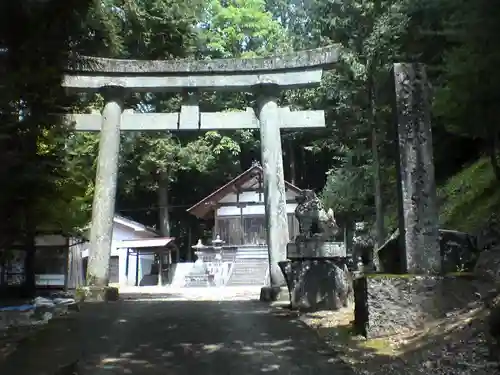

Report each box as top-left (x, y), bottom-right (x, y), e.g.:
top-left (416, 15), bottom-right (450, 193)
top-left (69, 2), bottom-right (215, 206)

top-left (393, 63), bottom-right (440, 274)
top-left (86, 86), bottom-right (124, 287)
top-left (254, 83), bottom-right (289, 292)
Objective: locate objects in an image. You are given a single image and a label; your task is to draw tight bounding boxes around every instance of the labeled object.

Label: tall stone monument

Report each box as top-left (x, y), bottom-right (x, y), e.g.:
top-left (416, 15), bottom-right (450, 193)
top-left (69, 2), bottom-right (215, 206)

top-left (62, 47), bottom-right (339, 299)
top-left (353, 63), bottom-right (447, 339)
top-left (392, 63), bottom-right (440, 274)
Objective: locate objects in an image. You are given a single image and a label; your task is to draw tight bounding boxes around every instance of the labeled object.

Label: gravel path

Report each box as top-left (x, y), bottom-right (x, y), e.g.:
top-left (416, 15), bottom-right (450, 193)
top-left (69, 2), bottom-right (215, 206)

top-left (0, 288), bottom-right (355, 375)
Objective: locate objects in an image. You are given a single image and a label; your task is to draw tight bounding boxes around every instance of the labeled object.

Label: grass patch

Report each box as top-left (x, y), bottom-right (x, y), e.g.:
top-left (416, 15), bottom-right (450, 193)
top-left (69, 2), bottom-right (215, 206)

top-left (359, 337), bottom-right (395, 355)
top-left (320, 322), bottom-right (397, 356)
top-left (438, 157), bottom-right (500, 232)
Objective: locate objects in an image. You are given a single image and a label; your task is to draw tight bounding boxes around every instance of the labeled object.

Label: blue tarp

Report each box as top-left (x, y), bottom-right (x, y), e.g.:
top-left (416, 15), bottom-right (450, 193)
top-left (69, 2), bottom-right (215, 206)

top-left (0, 304), bottom-right (34, 312)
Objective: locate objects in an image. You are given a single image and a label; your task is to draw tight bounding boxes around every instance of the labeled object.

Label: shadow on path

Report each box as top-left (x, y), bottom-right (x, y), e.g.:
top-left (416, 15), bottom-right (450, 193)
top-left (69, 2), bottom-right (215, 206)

top-left (0, 297), bottom-right (355, 375)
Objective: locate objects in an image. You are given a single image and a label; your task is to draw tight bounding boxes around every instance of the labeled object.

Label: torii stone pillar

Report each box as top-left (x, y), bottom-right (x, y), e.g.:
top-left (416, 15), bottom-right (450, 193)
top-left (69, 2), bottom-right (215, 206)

top-left (86, 86), bottom-right (124, 286)
top-left (255, 83), bottom-right (288, 288)
top-left (62, 46), bottom-right (339, 299)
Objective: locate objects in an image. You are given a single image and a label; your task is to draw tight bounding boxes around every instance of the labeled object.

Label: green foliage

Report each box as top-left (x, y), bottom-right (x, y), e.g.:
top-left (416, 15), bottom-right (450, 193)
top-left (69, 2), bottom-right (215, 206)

top-left (108, 0), bottom-right (294, 215)
top-left (434, 0), bottom-right (500, 142)
top-left (199, 0), bottom-right (291, 58)
top-left (2, 0), bottom-right (500, 254)
top-left (79, 0), bottom-right (202, 58)
top-left (119, 131), bottom-right (241, 192)
top-left (0, 1), bottom-right (95, 242)
top-left (313, 0), bottom-right (403, 221)
top-left (322, 149), bottom-right (374, 220)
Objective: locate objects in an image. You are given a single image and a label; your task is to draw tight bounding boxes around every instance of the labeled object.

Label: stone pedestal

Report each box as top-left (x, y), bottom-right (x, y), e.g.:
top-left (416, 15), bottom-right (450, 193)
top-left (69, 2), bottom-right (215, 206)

top-left (279, 240), bottom-right (351, 310)
top-left (279, 259), bottom-right (351, 310)
top-left (353, 274), bottom-right (484, 338)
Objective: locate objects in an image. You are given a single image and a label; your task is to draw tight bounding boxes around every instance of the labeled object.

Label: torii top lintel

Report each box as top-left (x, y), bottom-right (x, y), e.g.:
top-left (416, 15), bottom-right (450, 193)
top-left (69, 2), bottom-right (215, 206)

top-left (63, 45), bottom-right (340, 93)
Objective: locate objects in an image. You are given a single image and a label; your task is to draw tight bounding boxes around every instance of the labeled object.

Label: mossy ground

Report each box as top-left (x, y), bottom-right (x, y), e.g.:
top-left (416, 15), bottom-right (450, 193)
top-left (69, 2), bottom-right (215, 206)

top-left (438, 157), bottom-right (500, 232)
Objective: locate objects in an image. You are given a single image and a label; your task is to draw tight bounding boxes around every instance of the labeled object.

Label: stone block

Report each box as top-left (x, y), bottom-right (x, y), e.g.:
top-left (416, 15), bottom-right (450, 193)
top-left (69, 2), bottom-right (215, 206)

top-left (279, 260), bottom-right (352, 311)
top-left (179, 93), bottom-right (200, 130)
top-left (287, 240), bottom-right (346, 259)
top-left (353, 274), bottom-right (485, 338)
top-left (475, 245), bottom-right (500, 285)
top-left (78, 286), bottom-right (120, 303)
top-left (377, 229), bottom-right (480, 274)
top-left (259, 286), bottom-right (289, 303)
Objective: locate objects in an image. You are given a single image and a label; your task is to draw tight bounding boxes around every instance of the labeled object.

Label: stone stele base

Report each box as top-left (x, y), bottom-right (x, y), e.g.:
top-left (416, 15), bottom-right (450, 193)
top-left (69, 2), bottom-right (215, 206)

top-left (259, 286), bottom-right (290, 303)
top-left (353, 274), bottom-right (485, 338)
top-left (279, 260), bottom-right (352, 311)
top-left (77, 286), bottom-right (120, 303)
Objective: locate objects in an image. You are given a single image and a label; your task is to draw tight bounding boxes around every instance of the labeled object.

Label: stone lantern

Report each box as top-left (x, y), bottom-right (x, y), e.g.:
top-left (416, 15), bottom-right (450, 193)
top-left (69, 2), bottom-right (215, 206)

top-left (192, 239), bottom-right (206, 265)
top-left (212, 235), bottom-right (224, 263)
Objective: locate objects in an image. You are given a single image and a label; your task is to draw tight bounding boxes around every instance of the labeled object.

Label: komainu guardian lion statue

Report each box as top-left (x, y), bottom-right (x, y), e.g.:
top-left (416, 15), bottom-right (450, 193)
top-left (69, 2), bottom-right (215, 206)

top-left (294, 189), bottom-right (339, 240)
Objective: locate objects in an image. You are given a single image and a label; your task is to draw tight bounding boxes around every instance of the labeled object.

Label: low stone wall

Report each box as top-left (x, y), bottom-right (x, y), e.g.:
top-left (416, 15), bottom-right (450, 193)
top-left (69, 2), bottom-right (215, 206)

top-left (353, 274), bottom-right (487, 338)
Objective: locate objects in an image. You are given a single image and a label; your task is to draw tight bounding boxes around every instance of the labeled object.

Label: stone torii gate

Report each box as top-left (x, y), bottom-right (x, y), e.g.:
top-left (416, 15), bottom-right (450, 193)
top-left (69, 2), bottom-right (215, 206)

top-left (62, 46), bottom-right (339, 298)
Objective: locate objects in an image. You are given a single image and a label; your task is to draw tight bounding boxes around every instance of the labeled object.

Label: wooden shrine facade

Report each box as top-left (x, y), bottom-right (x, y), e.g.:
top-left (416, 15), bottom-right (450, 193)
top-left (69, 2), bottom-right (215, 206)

top-left (187, 163), bottom-right (302, 246)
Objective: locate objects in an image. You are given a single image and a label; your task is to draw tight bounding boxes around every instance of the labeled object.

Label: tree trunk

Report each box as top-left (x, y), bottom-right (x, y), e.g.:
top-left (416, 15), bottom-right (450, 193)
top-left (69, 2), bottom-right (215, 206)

top-left (300, 146), bottom-right (306, 187)
top-left (158, 173), bottom-right (171, 286)
top-left (22, 126), bottom-right (38, 298)
top-left (368, 64), bottom-right (384, 271)
top-left (158, 175), bottom-right (171, 238)
top-left (344, 222), bottom-right (354, 259)
top-left (187, 225), bottom-right (192, 261)
top-left (487, 135), bottom-right (500, 180)
top-left (288, 138), bottom-right (297, 185)
top-left (372, 125), bottom-right (384, 271)
top-left (23, 210), bottom-right (36, 298)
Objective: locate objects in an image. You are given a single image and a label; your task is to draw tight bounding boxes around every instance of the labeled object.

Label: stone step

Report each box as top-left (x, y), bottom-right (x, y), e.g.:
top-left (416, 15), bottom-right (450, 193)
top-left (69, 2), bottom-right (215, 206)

top-left (227, 281), bottom-right (265, 286)
top-left (232, 266), bottom-right (266, 270)
top-left (184, 281), bottom-right (211, 287)
top-left (226, 256), bottom-right (268, 286)
top-left (232, 269), bottom-right (267, 275)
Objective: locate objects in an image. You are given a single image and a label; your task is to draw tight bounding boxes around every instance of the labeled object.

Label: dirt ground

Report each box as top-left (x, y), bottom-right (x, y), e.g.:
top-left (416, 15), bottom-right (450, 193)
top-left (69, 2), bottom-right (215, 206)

top-left (275, 303), bottom-right (500, 375)
top-left (0, 288), bottom-right (355, 375)
top-left (3, 286), bottom-right (498, 375)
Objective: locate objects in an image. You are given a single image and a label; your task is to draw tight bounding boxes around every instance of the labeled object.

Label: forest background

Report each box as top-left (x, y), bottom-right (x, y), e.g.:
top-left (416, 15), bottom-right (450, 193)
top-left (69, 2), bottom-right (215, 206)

top-left (0, 0), bottom-right (497, 285)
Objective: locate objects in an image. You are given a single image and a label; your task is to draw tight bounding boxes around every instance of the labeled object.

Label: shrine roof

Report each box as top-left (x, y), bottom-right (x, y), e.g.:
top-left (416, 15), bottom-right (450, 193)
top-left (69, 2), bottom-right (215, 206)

top-left (187, 163), bottom-right (302, 219)
top-left (116, 237), bottom-right (176, 250)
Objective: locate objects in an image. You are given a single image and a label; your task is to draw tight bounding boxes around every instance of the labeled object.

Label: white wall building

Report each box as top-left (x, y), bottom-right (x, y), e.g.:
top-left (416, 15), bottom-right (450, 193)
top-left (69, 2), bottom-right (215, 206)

top-left (70, 216), bottom-right (176, 288)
